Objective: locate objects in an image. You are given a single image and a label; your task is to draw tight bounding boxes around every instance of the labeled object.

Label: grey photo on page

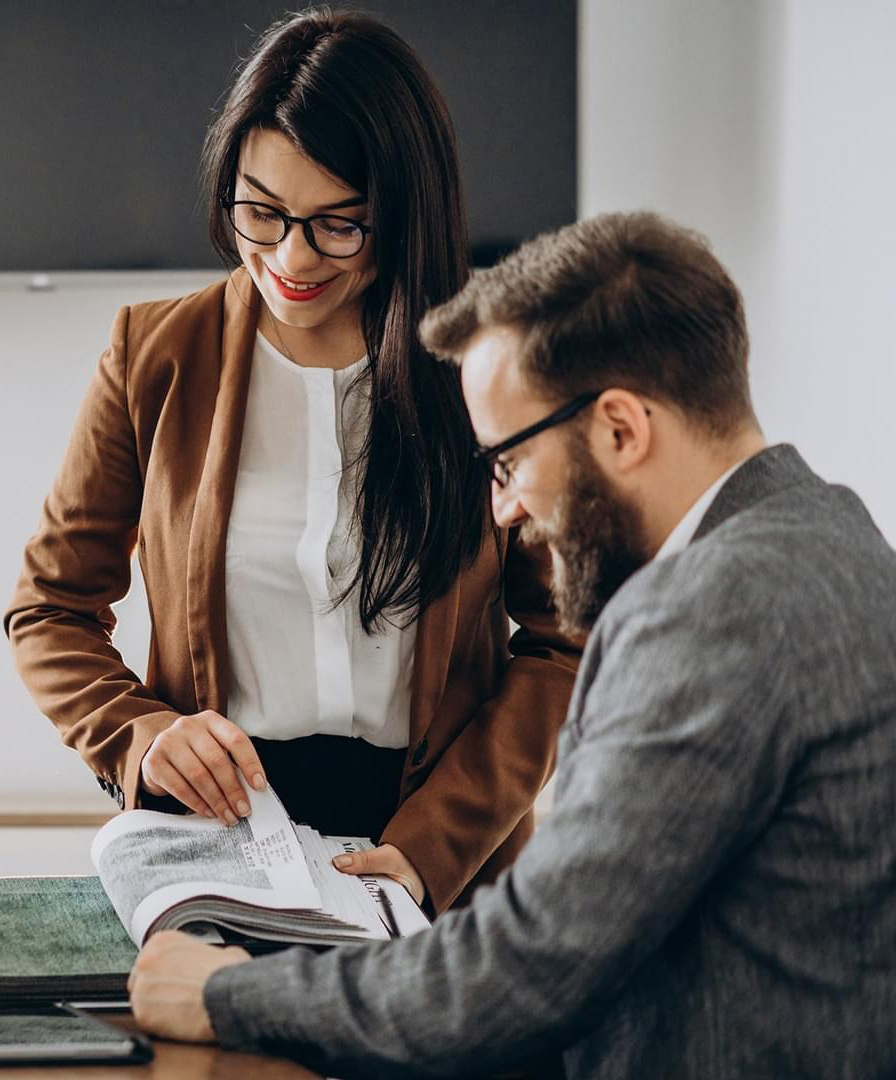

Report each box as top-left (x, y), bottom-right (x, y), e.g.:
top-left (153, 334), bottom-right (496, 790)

top-left (96, 822), bottom-right (271, 933)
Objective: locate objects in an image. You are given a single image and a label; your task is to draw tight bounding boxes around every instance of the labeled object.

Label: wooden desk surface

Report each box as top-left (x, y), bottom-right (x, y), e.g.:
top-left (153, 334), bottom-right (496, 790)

top-left (3, 1013), bottom-right (323, 1079)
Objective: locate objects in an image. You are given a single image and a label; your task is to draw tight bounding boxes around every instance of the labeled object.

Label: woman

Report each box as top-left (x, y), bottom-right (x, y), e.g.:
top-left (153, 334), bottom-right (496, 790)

top-left (5, 9), bottom-right (579, 915)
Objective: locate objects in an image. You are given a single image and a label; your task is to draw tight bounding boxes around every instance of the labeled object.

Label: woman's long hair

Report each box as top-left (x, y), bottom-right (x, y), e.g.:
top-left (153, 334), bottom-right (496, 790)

top-left (202, 9), bottom-right (490, 632)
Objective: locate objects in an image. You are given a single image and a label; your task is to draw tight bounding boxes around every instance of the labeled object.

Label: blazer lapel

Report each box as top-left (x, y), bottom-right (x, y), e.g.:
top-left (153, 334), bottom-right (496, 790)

top-left (186, 269), bottom-right (260, 714)
top-left (692, 444), bottom-right (812, 543)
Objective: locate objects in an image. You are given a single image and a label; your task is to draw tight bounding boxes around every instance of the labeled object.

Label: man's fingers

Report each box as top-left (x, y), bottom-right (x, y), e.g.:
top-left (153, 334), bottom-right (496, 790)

top-left (146, 929), bottom-right (188, 953)
top-left (208, 715), bottom-right (267, 793)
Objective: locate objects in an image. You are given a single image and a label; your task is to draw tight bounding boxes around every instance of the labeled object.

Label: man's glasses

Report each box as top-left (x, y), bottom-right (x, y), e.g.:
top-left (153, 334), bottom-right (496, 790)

top-left (473, 390), bottom-right (604, 488)
top-left (222, 199), bottom-right (371, 259)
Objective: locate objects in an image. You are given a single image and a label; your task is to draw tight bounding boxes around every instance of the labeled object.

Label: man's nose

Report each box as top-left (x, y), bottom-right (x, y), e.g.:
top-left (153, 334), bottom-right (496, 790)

top-left (491, 481), bottom-right (528, 529)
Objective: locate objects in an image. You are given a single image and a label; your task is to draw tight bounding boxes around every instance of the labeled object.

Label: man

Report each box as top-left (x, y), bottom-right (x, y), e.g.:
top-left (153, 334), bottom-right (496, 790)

top-left (129, 212), bottom-right (896, 1077)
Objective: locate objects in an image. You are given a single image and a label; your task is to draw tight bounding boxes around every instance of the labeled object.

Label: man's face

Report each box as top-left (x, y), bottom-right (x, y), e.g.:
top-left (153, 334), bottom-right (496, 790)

top-left (520, 432), bottom-right (649, 633)
top-left (461, 325), bottom-right (650, 633)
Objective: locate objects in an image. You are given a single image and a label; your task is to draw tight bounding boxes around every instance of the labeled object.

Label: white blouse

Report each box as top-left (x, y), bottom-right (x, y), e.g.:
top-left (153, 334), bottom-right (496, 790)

top-left (225, 332), bottom-right (416, 748)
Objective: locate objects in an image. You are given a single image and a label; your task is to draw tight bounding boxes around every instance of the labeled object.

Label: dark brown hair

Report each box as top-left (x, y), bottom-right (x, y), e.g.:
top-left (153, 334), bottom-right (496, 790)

top-left (202, 8), bottom-right (488, 630)
top-left (420, 211), bottom-right (755, 436)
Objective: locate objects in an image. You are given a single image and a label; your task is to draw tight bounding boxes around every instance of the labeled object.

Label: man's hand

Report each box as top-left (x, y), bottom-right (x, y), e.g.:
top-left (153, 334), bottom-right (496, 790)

top-left (140, 711), bottom-right (267, 825)
top-left (128, 930), bottom-right (250, 1043)
top-left (332, 842), bottom-right (425, 905)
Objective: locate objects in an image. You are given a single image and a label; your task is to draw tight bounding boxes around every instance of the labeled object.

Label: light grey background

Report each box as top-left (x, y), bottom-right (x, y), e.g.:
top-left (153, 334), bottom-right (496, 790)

top-left (579, 0), bottom-right (896, 547)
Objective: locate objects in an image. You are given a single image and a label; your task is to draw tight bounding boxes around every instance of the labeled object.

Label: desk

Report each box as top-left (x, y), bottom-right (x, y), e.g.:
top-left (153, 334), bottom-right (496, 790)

top-left (2, 1013), bottom-right (322, 1078)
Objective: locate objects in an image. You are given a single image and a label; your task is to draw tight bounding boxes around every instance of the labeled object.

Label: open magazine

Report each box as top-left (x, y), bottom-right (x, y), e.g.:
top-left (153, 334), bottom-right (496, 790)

top-left (90, 785), bottom-right (430, 949)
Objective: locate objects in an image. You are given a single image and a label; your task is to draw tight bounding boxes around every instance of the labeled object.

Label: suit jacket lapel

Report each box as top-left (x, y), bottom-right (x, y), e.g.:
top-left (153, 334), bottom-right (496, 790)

top-left (692, 444), bottom-right (811, 544)
top-left (186, 269), bottom-right (260, 713)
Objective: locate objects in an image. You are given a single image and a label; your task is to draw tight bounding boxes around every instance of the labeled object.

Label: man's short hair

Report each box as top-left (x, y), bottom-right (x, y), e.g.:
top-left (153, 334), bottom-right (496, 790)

top-left (420, 211), bottom-right (754, 436)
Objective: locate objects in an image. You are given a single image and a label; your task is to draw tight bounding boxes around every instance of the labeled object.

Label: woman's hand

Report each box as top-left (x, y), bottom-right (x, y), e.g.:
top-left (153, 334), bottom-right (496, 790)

top-left (332, 843), bottom-right (425, 905)
top-left (140, 711), bottom-right (267, 825)
top-left (128, 930), bottom-right (250, 1043)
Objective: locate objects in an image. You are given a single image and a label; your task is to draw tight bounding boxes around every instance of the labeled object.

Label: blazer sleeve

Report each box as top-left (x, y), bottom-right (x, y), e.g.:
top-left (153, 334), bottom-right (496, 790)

top-left (380, 529), bottom-right (583, 914)
top-left (4, 306), bottom-right (180, 809)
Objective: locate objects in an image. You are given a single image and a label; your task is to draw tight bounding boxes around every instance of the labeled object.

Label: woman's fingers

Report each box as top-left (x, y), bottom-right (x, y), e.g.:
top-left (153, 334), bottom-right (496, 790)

top-left (177, 739), bottom-right (247, 824)
top-left (332, 843), bottom-right (426, 905)
top-left (187, 728), bottom-right (256, 821)
top-left (140, 711), bottom-right (265, 825)
top-left (206, 713), bottom-right (267, 794)
top-left (143, 750), bottom-right (218, 820)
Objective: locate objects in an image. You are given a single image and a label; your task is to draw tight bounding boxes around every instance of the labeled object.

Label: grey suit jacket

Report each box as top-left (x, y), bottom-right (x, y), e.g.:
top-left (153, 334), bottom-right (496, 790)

top-left (205, 445), bottom-right (896, 1078)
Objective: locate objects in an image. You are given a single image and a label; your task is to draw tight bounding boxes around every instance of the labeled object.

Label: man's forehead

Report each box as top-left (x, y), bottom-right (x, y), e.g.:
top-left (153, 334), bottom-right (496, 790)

top-left (459, 324), bottom-right (549, 443)
top-left (460, 325), bottom-right (527, 395)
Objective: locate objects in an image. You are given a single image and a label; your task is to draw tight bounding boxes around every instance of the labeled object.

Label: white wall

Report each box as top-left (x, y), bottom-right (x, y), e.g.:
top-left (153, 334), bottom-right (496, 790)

top-left (579, 0), bottom-right (896, 543)
top-left (0, 271), bottom-right (219, 813)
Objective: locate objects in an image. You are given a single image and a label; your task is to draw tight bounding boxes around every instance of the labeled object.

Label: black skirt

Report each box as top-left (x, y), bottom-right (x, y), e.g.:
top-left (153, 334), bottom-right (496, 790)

top-left (250, 733), bottom-right (407, 842)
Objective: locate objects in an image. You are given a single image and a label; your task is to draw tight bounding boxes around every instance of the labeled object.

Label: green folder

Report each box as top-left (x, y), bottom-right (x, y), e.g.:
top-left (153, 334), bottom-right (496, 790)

top-left (0, 876), bottom-right (137, 1005)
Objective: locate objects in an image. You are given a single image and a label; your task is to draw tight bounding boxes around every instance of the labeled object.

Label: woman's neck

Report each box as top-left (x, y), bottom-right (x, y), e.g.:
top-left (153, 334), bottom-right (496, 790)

top-left (259, 304), bottom-right (367, 370)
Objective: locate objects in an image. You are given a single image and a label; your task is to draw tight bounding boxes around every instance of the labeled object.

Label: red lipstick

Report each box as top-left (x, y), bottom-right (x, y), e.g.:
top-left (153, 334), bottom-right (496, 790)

top-left (266, 266), bottom-right (336, 302)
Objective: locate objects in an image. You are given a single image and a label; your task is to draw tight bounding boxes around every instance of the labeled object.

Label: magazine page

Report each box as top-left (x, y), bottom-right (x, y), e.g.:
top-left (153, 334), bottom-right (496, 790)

top-left (326, 836), bottom-right (431, 937)
top-left (293, 825), bottom-right (387, 937)
top-left (293, 826), bottom-right (430, 937)
top-left (91, 785), bottom-right (321, 946)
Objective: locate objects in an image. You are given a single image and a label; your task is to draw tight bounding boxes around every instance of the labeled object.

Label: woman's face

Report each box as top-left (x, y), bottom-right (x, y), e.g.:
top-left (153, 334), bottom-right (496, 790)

top-left (233, 128), bottom-right (376, 335)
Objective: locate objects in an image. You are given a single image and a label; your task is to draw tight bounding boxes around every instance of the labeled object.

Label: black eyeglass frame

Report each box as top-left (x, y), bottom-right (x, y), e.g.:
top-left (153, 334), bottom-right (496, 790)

top-left (473, 390), bottom-right (604, 487)
top-left (221, 198), bottom-right (372, 259)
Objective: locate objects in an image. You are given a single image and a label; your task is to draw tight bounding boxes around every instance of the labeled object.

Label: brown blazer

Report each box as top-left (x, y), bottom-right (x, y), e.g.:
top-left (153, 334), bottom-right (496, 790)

top-left (4, 270), bottom-right (581, 913)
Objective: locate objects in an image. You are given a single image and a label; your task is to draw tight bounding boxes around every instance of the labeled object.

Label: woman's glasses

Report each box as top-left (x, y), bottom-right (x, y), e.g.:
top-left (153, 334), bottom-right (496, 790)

top-left (222, 199), bottom-right (371, 259)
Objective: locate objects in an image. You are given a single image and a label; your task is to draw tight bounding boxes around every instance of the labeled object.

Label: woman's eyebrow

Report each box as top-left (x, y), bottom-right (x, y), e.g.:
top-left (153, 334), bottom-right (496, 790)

top-left (241, 172), bottom-right (282, 202)
top-left (319, 194), bottom-right (368, 211)
top-left (240, 172), bottom-right (367, 212)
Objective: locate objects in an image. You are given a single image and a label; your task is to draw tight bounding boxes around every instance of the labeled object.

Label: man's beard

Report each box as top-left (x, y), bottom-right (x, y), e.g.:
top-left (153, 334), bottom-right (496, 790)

top-left (520, 436), bottom-right (650, 635)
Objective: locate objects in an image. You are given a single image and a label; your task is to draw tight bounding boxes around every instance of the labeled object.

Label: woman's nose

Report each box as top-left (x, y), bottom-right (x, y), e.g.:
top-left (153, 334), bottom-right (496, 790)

top-left (277, 225), bottom-right (323, 275)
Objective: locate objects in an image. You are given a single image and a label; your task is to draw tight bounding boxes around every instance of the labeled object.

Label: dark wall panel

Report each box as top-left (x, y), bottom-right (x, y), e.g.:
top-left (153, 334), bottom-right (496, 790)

top-left (1, 0), bottom-right (576, 270)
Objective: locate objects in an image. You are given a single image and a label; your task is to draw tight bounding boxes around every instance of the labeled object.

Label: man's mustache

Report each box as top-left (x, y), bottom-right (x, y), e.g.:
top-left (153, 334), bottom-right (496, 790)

top-left (519, 516), bottom-right (560, 548)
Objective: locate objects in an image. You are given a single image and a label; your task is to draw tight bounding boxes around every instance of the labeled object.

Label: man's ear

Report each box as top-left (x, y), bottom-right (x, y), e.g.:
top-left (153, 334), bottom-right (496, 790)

top-left (587, 389), bottom-right (652, 475)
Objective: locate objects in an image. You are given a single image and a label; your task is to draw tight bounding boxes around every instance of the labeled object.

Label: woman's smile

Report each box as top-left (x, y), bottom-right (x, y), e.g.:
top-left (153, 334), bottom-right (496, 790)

top-left (265, 265), bottom-right (337, 302)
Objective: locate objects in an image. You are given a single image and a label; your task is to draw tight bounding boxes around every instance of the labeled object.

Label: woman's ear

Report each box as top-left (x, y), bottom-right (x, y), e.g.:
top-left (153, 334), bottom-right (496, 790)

top-left (587, 389), bottom-right (652, 477)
